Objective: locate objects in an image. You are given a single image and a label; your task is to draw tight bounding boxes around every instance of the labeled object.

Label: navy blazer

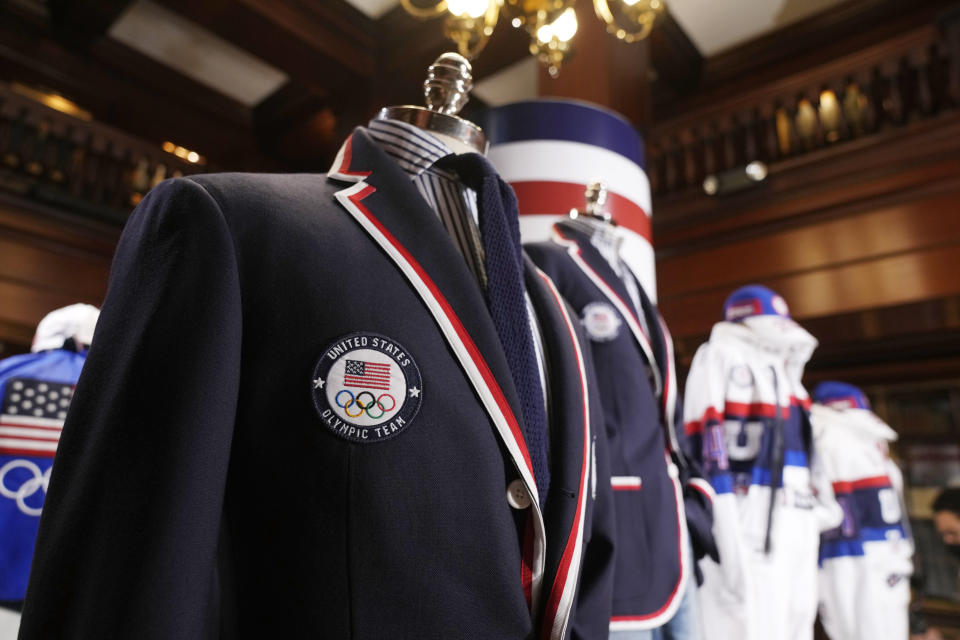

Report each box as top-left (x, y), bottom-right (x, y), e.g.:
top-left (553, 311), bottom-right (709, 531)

top-left (527, 220), bottom-right (710, 631)
top-left (19, 129), bottom-right (614, 639)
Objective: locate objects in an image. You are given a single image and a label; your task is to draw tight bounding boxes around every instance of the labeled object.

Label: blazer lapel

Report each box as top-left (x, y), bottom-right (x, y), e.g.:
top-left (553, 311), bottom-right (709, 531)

top-left (524, 256), bottom-right (592, 640)
top-left (328, 128), bottom-right (549, 609)
top-left (635, 283), bottom-right (681, 453)
top-left (550, 221), bottom-right (662, 395)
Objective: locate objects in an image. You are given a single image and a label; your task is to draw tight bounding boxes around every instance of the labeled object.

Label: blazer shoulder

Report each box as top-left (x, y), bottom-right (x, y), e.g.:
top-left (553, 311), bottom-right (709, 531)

top-left (524, 239), bottom-right (571, 274)
top-left (135, 173), bottom-right (354, 243)
top-left (183, 172), bottom-right (342, 213)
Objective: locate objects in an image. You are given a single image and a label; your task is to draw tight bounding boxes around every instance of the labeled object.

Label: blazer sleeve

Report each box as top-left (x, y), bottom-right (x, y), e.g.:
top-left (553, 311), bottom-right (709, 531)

top-left (19, 178), bottom-right (243, 639)
top-left (674, 395), bottom-right (720, 578)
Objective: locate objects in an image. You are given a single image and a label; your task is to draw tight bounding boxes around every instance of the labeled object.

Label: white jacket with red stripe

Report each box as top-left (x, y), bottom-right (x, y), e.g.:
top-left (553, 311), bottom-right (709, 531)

top-left (811, 403), bottom-right (913, 640)
top-left (682, 316), bottom-right (833, 640)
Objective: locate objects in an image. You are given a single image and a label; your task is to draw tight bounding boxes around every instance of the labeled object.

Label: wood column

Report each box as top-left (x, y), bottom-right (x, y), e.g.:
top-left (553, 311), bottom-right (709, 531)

top-left (536, 0), bottom-right (653, 128)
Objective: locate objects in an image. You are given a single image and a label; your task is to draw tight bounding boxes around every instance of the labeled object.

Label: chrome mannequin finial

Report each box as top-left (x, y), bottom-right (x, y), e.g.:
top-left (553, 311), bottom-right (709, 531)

top-left (424, 52), bottom-right (473, 116)
top-left (570, 180), bottom-right (614, 223)
top-left (375, 52), bottom-right (488, 154)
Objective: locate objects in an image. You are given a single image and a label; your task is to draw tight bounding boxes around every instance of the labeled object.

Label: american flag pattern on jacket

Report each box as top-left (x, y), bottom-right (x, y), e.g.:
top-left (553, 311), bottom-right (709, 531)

top-left (0, 378), bottom-right (73, 458)
top-left (344, 360), bottom-right (392, 391)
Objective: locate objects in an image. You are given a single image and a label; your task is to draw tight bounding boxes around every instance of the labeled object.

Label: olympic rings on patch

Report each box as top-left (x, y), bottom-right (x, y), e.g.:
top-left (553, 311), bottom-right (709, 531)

top-left (334, 389), bottom-right (397, 419)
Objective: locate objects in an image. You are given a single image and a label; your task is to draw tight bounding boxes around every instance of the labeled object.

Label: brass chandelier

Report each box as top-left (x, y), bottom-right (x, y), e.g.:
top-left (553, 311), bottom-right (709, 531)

top-left (400, 0), bottom-right (665, 76)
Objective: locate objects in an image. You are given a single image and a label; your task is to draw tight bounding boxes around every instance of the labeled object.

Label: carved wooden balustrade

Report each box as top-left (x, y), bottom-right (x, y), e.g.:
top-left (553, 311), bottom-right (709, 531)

top-left (647, 22), bottom-right (958, 197)
top-left (0, 81), bottom-right (213, 225)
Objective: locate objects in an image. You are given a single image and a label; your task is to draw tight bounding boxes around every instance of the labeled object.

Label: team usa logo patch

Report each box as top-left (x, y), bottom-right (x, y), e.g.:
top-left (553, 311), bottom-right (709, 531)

top-left (771, 295), bottom-right (790, 316)
top-left (581, 301), bottom-right (622, 342)
top-left (311, 332), bottom-right (422, 444)
top-left (729, 365), bottom-right (754, 388)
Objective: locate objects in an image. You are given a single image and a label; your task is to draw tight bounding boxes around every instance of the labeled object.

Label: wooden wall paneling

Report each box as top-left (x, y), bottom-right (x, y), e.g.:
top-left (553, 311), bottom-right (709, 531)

top-left (0, 194), bottom-right (119, 256)
top-left (0, 238), bottom-right (110, 302)
top-left (660, 241), bottom-right (960, 337)
top-left (658, 191), bottom-right (960, 298)
top-left (0, 278), bottom-right (103, 341)
top-left (0, 192), bottom-right (116, 348)
top-left (672, 297), bottom-right (960, 390)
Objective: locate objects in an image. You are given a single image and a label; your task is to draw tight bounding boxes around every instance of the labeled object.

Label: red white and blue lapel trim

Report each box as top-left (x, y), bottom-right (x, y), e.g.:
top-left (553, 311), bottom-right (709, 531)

top-left (654, 313), bottom-right (680, 454)
top-left (548, 222), bottom-right (692, 629)
top-left (329, 130), bottom-right (591, 634)
top-left (548, 226), bottom-right (662, 398)
top-left (531, 267), bottom-right (592, 640)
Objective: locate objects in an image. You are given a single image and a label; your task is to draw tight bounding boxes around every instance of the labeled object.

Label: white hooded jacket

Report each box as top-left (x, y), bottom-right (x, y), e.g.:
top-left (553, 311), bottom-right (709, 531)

top-left (812, 403), bottom-right (913, 640)
top-left (683, 315), bottom-right (830, 640)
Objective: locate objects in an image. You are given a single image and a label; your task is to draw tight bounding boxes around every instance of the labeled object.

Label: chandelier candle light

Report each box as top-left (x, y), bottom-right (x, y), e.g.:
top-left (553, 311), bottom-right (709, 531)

top-left (401, 0), bottom-right (665, 74)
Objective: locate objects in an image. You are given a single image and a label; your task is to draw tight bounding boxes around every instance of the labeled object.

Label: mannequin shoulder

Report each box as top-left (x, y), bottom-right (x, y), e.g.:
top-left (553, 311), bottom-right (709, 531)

top-left (524, 239), bottom-right (573, 274)
top-left (182, 172), bottom-right (343, 214)
top-left (132, 173), bottom-right (356, 239)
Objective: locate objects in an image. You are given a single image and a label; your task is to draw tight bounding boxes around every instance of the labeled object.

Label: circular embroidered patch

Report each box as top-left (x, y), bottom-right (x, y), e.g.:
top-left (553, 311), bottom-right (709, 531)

top-left (581, 301), bottom-right (622, 342)
top-left (771, 295), bottom-right (790, 317)
top-left (729, 365), bottom-right (754, 388)
top-left (311, 332), bottom-right (422, 444)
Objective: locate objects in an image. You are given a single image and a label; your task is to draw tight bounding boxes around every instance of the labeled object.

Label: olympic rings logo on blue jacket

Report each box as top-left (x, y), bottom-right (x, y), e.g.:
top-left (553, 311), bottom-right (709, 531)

top-left (335, 390), bottom-right (397, 419)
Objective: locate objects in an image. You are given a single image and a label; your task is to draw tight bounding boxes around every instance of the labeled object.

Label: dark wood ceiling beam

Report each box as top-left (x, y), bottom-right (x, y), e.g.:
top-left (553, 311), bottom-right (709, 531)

top-left (647, 9), bottom-right (702, 97)
top-left (0, 7), bottom-right (260, 168)
top-left (157, 0), bottom-right (376, 96)
top-left (46, 0), bottom-right (134, 43)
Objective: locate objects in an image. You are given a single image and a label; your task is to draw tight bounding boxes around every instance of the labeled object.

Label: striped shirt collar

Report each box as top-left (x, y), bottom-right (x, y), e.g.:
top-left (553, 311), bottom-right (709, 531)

top-left (366, 117), bottom-right (550, 414)
top-left (367, 118), bottom-right (455, 178)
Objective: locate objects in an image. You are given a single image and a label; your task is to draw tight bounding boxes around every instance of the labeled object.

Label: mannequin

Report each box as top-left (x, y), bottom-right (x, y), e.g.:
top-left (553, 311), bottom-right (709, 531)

top-left (370, 53), bottom-right (487, 286)
top-left (19, 54), bottom-right (614, 640)
top-left (526, 184), bottom-right (715, 638)
top-left (682, 286), bottom-right (822, 640)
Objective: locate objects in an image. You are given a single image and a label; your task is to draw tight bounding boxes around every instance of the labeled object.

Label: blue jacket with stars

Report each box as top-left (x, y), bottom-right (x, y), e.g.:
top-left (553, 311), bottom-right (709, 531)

top-left (19, 128), bottom-right (616, 639)
top-left (526, 220), bottom-right (716, 631)
top-left (0, 348), bottom-right (85, 604)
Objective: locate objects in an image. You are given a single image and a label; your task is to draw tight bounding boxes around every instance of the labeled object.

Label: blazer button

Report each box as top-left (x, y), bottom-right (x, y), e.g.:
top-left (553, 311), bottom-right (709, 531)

top-left (667, 463), bottom-right (680, 479)
top-left (507, 479), bottom-right (532, 509)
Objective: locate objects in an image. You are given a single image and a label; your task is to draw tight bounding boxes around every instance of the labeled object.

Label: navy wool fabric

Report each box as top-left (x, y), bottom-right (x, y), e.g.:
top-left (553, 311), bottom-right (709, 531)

top-left (527, 225), bottom-right (687, 623)
top-left (19, 128), bottom-right (613, 639)
top-left (436, 152), bottom-right (550, 506)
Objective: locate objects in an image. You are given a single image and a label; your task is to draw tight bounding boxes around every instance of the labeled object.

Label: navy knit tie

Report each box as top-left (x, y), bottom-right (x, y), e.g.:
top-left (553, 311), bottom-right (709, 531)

top-left (436, 152), bottom-right (550, 506)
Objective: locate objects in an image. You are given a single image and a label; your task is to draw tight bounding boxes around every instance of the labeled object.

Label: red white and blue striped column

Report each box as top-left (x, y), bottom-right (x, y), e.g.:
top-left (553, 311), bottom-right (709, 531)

top-left (477, 99), bottom-right (656, 299)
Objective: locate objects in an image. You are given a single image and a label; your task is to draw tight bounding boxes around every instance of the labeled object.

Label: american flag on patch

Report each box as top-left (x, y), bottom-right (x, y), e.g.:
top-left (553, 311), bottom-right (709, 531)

top-left (0, 378), bottom-right (73, 459)
top-left (343, 360), bottom-right (392, 391)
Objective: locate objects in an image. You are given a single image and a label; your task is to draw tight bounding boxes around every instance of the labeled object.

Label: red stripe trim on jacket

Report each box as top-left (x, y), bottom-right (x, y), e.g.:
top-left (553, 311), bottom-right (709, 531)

top-left (537, 271), bottom-right (591, 640)
top-left (347, 186), bottom-right (536, 479)
top-left (334, 135), bottom-right (372, 178)
top-left (684, 406), bottom-right (724, 436)
top-left (832, 475), bottom-right (892, 494)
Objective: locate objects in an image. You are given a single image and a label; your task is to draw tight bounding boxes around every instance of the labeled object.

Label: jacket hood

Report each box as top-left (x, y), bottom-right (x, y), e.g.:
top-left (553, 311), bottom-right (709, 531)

top-left (811, 403), bottom-right (898, 443)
